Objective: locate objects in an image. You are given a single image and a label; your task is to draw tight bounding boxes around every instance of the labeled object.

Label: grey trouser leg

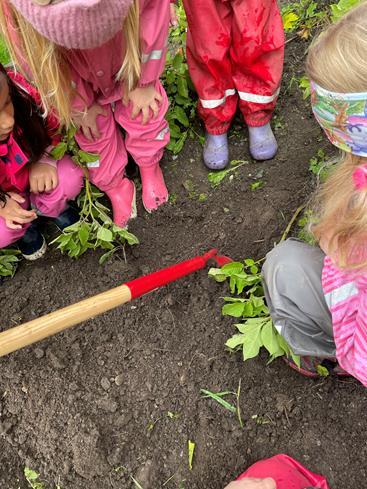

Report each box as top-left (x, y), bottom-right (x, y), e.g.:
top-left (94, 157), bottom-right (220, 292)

top-left (262, 238), bottom-right (336, 357)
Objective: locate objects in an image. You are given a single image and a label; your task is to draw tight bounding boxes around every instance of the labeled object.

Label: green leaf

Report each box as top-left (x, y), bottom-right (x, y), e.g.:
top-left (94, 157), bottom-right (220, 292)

top-left (96, 226), bottom-right (113, 242)
top-left (260, 320), bottom-right (279, 356)
top-left (226, 333), bottom-right (246, 350)
top-left (208, 267), bottom-right (227, 282)
top-left (317, 365), bottom-right (330, 377)
top-left (173, 52), bottom-right (183, 71)
top-left (222, 302), bottom-right (245, 318)
top-left (50, 142), bottom-right (67, 160)
top-left (200, 389), bottom-right (236, 413)
top-left (188, 440), bottom-right (195, 471)
top-left (78, 223), bottom-right (90, 246)
top-left (241, 320), bottom-right (263, 361)
top-left (24, 468), bottom-right (39, 481)
top-left (78, 150), bottom-right (100, 163)
top-left (99, 249), bottom-right (116, 264)
top-left (221, 262), bottom-right (244, 275)
top-left (172, 106), bottom-right (189, 127)
top-left (177, 77), bottom-right (189, 98)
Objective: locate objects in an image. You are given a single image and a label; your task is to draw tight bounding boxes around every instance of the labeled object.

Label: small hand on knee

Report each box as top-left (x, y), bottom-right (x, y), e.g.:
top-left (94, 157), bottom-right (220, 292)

top-left (29, 162), bottom-right (58, 194)
top-left (124, 85), bottom-right (163, 125)
top-left (0, 192), bottom-right (36, 230)
top-left (73, 104), bottom-right (107, 141)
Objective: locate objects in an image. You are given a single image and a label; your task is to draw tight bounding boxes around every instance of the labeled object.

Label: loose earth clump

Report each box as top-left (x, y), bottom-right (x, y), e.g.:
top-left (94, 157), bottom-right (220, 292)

top-left (1, 35), bottom-right (367, 489)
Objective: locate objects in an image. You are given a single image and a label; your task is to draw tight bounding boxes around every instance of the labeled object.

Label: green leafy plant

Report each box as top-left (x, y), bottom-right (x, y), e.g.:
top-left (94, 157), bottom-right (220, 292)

top-left (164, 2), bottom-right (199, 154)
top-left (281, 1), bottom-right (327, 39)
top-left (0, 248), bottom-right (20, 278)
top-left (201, 380), bottom-right (243, 427)
top-left (50, 127), bottom-right (139, 261)
top-left (330, 0), bottom-right (361, 21)
top-left (209, 260), bottom-right (300, 367)
top-left (207, 160), bottom-right (247, 188)
top-left (298, 209), bottom-right (317, 246)
top-left (24, 468), bottom-right (45, 489)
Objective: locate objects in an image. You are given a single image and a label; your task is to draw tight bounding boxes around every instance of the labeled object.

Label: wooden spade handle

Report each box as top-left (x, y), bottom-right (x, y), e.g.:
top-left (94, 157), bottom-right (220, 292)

top-left (0, 284), bottom-right (132, 358)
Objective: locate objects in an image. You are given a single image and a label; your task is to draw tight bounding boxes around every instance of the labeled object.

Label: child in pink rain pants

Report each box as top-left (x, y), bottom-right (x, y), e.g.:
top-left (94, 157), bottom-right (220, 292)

top-left (179, 0), bottom-right (285, 169)
top-left (1, 0), bottom-right (171, 228)
top-left (0, 65), bottom-right (83, 259)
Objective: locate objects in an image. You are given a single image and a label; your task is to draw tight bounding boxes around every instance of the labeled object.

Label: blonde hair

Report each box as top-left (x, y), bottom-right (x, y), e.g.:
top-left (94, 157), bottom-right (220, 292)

top-left (306, 1), bottom-right (367, 93)
top-left (306, 2), bottom-right (367, 270)
top-left (0, 0), bottom-right (141, 128)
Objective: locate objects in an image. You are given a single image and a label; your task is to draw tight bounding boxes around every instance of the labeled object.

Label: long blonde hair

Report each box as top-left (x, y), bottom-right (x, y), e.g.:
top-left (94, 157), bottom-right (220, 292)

top-left (0, 0), bottom-right (141, 128)
top-left (306, 2), bottom-right (367, 269)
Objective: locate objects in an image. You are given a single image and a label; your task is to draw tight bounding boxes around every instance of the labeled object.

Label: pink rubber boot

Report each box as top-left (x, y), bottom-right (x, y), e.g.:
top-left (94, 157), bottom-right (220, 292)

top-left (105, 177), bottom-right (137, 228)
top-left (140, 164), bottom-right (168, 212)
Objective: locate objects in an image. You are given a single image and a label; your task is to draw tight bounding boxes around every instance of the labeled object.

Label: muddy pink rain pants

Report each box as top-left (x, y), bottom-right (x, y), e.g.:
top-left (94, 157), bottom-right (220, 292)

top-left (183, 0), bottom-right (285, 134)
top-left (0, 157), bottom-right (84, 248)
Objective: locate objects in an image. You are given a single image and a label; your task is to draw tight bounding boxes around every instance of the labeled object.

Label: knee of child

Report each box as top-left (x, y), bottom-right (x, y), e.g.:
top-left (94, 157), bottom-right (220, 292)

top-left (57, 157), bottom-right (84, 196)
top-left (262, 239), bottom-right (306, 286)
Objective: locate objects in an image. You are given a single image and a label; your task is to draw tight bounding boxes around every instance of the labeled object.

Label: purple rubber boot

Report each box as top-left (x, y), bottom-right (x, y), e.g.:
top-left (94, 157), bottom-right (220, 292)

top-left (203, 132), bottom-right (229, 170)
top-left (248, 123), bottom-right (278, 161)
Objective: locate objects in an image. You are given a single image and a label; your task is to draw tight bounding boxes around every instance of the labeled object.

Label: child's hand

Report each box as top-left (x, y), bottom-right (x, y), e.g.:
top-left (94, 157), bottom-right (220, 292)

top-left (124, 85), bottom-right (163, 125)
top-left (73, 104), bottom-right (107, 141)
top-left (170, 3), bottom-right (178, 27)
top-left (224, 478), bottom-right (276, 489)
top-left (0, 192), bottom-right (37, 230)
top-left (29, 162), bottom-right (58, 194)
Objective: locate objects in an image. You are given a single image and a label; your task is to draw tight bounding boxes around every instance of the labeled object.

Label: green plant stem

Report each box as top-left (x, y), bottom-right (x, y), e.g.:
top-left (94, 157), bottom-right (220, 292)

top-left (280, 204), bottom-right (305, 242)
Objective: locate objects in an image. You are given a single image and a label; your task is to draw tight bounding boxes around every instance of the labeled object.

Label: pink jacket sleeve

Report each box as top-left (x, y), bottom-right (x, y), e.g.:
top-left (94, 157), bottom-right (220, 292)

top-left (138, 0), bottom-right (170, 86)
top-left (334, 276), bottom-right (367, 387)
top-left (70, 67), bottom-right (95, 112)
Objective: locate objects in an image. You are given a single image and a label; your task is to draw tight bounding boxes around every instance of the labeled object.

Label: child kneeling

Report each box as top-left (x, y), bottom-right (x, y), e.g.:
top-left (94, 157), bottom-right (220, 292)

top-left (0, 66), bottom-right (83, 259)
top-left (263, 3), bottom-right (367, 385)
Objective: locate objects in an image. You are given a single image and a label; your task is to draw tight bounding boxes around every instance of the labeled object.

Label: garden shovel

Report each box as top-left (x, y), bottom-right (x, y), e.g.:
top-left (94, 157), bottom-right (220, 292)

top-left (0, 249), bottom-right (231, 358)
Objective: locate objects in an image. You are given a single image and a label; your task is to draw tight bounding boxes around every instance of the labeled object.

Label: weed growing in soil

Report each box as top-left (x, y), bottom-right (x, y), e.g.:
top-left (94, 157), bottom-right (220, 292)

top-left (50, 127), bottom-right (139, 261)
top-left (0, 248), bottom-right (20, 278)
top-left (163, 2), bottom-right (200, 154)
top-left (201, 380), bottom-right (243, 427)
top-left (207, 160), bottom-right (248, 188)
top-left (24, 468), bottom-right (61, 489)
top-left (209, 260), bottom-right (300, 367)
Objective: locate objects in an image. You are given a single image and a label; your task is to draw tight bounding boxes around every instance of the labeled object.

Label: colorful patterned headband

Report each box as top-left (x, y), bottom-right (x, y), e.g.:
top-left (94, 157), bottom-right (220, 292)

top-left (311, 81), bottom-right (367, 158)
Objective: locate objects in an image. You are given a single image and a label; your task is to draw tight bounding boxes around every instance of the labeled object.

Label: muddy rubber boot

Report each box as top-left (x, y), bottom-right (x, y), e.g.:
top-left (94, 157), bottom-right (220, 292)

top-left (248, 123), bottom-right (278, 160)
top-left (140, 165), bottom-right (168, 213)
top-left (203, 133), bottom-right (229, 170)
top-left (105, 177), bottom-right (137, 228)
top-left (17, 222), bottom-right (47, 261)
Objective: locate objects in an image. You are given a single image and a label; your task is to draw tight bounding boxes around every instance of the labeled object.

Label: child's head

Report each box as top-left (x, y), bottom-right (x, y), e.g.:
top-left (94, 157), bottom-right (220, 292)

top-left (311, 153), bottom-right (367, 270)
top-left (0, 0), bottom-right (140, 127)
top-left (306, 2), bottom-right (367, 93)
top-left (0, 65), bottom-right (51, 162)
top-left (305, 2), bottom-right (367, 269)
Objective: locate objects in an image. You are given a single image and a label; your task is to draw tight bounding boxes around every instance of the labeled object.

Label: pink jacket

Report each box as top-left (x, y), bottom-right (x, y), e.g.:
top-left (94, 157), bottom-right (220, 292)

top-left (68, 0), bottom-right (170, 111)
top-left (322, 256), bottom-right (367, 387)
top-left (0, 71), bottom-right (60, 194)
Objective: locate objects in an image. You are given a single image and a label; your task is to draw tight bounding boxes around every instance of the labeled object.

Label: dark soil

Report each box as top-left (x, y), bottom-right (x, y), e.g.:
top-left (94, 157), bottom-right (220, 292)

top-left (1, 35), bottom-right (366, 489)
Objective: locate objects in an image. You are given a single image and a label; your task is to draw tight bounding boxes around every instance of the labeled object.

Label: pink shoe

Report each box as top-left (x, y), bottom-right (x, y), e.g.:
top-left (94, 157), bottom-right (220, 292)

top-left (140, 165), bottom-right (168, 212)
top-left (105, 178), bottom-right (137, 228)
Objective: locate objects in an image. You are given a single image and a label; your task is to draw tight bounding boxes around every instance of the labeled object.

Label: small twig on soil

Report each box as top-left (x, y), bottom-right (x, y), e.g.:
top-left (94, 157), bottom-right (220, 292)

top-left (280, 204), bottom-right (305, 242)
top-left (285, 35), bottom-right (298, 45)
top-left (162, 471), bottom-right (178, 487)
top-left (236, 379), bottom-right (244, 428)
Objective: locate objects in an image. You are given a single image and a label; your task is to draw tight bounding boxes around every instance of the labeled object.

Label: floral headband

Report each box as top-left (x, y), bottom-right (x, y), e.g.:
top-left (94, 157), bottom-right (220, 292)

top-left (311, 81), bottom-right (367, 190)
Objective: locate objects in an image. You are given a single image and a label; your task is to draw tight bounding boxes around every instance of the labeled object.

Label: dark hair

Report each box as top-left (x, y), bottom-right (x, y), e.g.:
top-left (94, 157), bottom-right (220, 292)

top-left (0, 65), bottom-right (51, 205)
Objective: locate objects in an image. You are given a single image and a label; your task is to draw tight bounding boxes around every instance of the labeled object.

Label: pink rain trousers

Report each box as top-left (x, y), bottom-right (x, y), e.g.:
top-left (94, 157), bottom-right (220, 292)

top-left (0, 157), bottom-right (84, 248)
top-left (238, 454), bottom-right (330, 489)
top-left (183, 0), bottom-right (285, 134)
top-left (74, 80), bottom-right (169, 192)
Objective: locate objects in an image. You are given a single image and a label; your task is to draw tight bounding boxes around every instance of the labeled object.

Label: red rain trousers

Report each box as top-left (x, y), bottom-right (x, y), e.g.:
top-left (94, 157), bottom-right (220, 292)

top-left (183, 0), bottom-right (285, 134)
